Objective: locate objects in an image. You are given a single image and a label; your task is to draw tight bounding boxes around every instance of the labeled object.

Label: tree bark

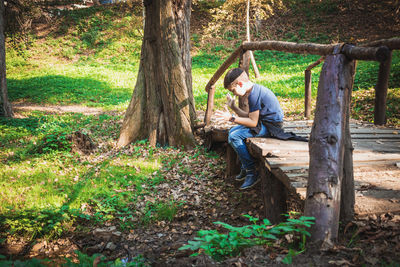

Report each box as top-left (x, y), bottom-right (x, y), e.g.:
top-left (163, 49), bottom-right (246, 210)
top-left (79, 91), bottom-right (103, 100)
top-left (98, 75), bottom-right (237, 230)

top-left (0, 0), bottom-right (13, 117)
top-left (304, 50), bottom-right (356, 247)
top-left (117, 0), bottom-right (195, 148)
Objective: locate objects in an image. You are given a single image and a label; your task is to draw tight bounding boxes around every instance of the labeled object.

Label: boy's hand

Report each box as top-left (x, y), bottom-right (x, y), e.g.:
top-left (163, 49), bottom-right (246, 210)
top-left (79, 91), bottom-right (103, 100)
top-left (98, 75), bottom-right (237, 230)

top-left (215, 107), bottom-right (232, 122)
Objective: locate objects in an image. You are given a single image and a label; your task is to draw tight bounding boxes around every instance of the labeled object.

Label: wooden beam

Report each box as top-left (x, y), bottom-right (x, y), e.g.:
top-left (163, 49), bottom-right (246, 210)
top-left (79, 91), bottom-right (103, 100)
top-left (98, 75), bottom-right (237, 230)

top-left (341, 44), bottom-right (389, 62)
top-left (242, 40), bottom-right (336, 55)
top-left (242, 41), bottom-right (390, 62)
top-left (204, 46), bottom-right (242, 125)
top-left (204, 46), bottom-right (243, 92)
top-left (361, 37), bottom-right (400, 50)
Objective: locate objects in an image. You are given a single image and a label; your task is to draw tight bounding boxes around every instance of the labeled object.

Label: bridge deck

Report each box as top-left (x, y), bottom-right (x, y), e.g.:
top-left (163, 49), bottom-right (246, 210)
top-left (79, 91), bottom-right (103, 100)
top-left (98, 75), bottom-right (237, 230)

top-left (206, 120), bottom-right (400, 215)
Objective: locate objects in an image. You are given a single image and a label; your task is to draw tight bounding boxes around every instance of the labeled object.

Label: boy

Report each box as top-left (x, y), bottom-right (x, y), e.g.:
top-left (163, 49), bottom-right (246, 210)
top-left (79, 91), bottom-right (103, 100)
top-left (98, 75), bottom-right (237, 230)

top-left (215, 68), bottom-right (284, 190)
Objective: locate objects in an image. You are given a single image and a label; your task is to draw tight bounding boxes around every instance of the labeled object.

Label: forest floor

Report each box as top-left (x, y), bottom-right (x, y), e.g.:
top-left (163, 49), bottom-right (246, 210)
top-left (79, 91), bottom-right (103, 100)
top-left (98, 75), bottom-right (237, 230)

top-left (2, 0), bottom-right (400, 265)
top-left (2, 106), bottom-right (400, 266)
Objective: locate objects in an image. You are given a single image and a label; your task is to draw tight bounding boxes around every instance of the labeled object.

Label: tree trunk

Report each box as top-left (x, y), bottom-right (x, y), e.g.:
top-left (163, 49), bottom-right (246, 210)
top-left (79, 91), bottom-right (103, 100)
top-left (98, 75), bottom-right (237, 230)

top-left (117, 0), bottom-right (195, 148)
top-left (0, 0), bottom-right (12, 117)
top-left (304, 50), bottom-right (356, 248)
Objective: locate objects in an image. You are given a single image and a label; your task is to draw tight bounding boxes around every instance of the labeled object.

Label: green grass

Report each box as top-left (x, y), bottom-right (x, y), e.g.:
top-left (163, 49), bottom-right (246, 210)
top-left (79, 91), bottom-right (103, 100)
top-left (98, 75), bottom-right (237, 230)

top-left (1, 0), bottom-right (399, 249)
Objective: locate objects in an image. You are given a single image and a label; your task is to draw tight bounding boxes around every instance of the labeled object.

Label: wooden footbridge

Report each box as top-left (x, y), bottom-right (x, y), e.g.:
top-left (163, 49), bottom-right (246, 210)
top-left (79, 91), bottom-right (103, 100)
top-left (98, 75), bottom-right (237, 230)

top-left (205, 120), bottom-right (400, 219)
top-left (199, 38), bottom-right (400, 244)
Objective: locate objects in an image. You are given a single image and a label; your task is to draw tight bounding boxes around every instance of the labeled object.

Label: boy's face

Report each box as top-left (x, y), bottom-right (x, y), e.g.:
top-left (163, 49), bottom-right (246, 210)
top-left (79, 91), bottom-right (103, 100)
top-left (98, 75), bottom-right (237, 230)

top-left (228, 82), bottom-right (246, 96)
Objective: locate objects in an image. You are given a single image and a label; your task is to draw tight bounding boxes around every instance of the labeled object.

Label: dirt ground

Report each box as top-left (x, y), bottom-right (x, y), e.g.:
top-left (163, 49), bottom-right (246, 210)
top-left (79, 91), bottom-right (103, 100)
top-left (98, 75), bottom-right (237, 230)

top-left (2, 107), bottom-right (400, 266)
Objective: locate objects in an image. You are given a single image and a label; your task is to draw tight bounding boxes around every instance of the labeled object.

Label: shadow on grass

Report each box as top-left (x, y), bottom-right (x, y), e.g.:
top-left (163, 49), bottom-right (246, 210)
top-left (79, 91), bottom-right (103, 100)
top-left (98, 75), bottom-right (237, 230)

top-left (8, 75), bottom-right (132, 107)
top-left (0, 168), bottom-right (96, 258)
top-left (49, 3), bottom-right (142, 37)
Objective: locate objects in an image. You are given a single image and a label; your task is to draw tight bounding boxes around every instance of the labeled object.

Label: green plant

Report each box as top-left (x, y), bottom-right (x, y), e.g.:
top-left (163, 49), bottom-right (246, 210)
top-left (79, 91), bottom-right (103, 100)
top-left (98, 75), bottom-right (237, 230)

top-left (140, 200), bottom-right (181, 225)
top-left (1, 206), bottom-right (76, 240)
top-left (179, 214), bottom-right (314, 262)
top-left (37, 130), bottom-right (72, 153)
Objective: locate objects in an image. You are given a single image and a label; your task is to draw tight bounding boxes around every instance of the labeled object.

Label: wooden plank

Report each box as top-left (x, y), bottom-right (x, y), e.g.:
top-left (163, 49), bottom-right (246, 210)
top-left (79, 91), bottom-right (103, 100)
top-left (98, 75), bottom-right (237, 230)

top-left (248, 137), bottom-right (400, 155)
top-left (287, 128), bottom-right (400, 135)
top-left (293, 133), bottom-right (400, 139)
top-left (269, 158), bottom-right (400, 168)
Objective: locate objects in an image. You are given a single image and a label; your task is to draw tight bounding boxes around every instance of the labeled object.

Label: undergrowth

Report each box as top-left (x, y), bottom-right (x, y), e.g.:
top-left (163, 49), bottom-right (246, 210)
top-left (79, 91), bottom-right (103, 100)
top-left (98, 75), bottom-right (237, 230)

top-left (179, 214), bottom-right (315, 263)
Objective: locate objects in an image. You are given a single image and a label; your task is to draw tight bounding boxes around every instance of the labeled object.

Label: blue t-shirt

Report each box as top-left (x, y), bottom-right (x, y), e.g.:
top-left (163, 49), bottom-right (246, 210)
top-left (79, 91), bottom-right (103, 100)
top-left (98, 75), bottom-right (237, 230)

top-left (248, 84), bottom-right (283, 123)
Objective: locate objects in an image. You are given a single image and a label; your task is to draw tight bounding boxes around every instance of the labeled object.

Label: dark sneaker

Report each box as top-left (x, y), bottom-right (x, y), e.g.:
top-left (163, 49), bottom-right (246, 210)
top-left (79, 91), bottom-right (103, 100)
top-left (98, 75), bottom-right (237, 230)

top-left (240, 171), bottom-right (260, 190)
top-left (235, 169), bottom-right (246, 181)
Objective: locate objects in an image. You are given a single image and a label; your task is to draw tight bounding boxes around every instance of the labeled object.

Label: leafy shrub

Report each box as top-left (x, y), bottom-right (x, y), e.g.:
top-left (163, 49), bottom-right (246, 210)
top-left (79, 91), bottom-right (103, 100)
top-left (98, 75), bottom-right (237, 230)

top-left (179, 214), bottom-right (315, 262)
top-left (36, 130), bottom-right (72, 153)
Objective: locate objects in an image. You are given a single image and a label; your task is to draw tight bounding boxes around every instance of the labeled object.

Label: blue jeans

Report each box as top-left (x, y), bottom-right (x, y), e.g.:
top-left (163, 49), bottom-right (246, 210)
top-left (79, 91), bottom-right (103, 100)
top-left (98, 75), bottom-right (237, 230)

top-left (228, 124), bottom-right (269, 171)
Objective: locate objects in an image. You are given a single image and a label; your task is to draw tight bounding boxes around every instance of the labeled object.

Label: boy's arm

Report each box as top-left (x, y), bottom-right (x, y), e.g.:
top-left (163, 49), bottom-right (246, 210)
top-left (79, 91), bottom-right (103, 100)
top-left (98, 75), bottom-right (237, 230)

top-left (233, 110), bottom-right (259, 128)
top-left (226, 95), bottom-right (248, 117)
top-left (230, 104), bottom-right (248, 118)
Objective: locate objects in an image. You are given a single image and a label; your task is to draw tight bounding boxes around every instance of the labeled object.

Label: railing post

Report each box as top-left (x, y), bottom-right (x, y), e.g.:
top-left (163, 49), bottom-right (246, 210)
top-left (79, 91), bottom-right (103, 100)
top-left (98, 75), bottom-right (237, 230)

top-left (204, 84), bottom-right (216, 126)
top-left (304, 69), bottom-right (312, 119)
top-left (304, 46), bottom-right (356, 247)
top-left (238, 48), bottom-right (250, 112)
top-left (374, 50), bottom-right (392, 125)
top-left (304, 57), bottom-right (324, 119)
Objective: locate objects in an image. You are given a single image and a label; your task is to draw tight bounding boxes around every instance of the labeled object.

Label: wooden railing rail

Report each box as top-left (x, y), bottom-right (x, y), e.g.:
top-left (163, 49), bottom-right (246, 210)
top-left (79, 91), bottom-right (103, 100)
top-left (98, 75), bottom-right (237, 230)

top-left (203, 39), bottom-right (394, 126)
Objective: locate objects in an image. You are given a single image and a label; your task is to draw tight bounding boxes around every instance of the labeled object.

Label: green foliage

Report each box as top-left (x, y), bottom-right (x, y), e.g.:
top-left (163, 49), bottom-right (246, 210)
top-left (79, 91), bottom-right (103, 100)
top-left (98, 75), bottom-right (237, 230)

top-left (1, 206), bottom-right (75, 240)
top-left (141, 200), bottom-right (182, 225)
top-left (179, 214), bottom-right (315, 262)
top-left (36, 130), bottom-right (72, 153)
top-left (0, 255), bottom-right (47, 266)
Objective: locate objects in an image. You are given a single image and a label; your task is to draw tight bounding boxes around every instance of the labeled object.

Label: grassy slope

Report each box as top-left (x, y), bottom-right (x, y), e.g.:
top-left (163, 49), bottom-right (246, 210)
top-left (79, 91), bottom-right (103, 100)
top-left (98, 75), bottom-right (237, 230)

top-left (0, 1), bottom-right (399, 263)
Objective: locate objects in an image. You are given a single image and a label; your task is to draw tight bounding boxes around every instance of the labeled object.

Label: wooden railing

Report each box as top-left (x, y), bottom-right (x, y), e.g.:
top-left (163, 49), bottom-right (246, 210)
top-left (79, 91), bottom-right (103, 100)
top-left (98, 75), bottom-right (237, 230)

top-left (201, 38), bottom-right (399, 246)
top-left (202, 38), bottom-right (399, 126)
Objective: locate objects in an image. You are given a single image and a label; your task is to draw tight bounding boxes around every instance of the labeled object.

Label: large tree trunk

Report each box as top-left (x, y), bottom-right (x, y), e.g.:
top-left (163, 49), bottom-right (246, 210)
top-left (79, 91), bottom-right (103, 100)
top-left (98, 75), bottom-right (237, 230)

top-left (304, 50), bottom-right (356, 248)
top-left (117, 0), bottom-right (195, 148)
top-left (0, 0), bottom-right (13, 117)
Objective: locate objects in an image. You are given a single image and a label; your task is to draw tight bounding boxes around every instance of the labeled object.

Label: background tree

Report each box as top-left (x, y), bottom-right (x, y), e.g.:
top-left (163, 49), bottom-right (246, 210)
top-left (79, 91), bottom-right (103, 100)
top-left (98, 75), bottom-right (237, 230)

top-left (246, 0), bottom-right (260, 78)
top-left (0, 0), bottom-right (13, 117)
top-left (204, 0), bottom-right (284, 45)
top-left (117, 0), bottom-right (196, 148)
